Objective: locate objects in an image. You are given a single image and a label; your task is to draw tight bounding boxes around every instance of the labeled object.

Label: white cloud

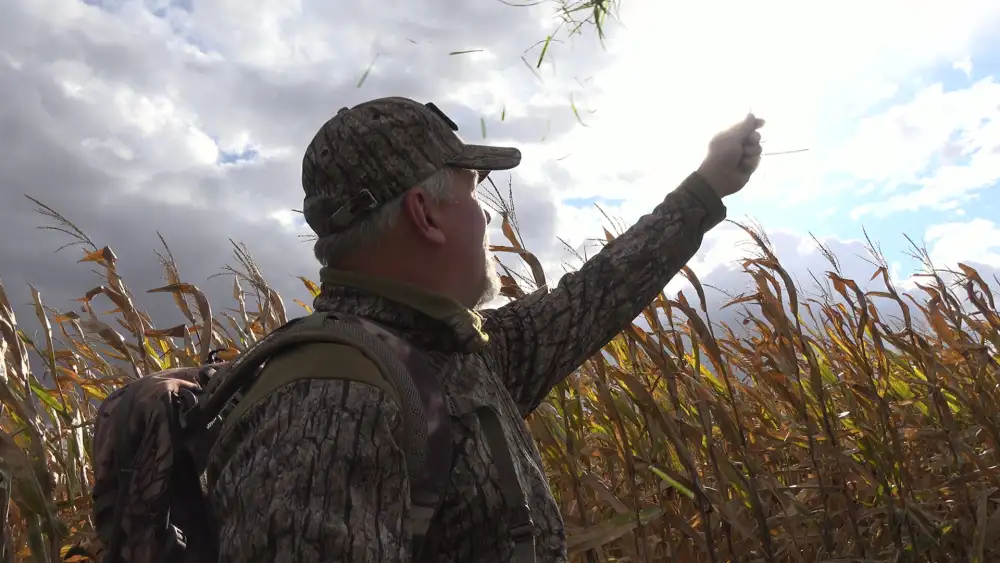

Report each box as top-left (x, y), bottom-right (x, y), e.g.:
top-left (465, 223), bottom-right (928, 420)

top-left (654, 223), bottom-right (916, 332)
top-left (513, 0), bottom-right (1000, 213)
top-left (81, 136), bottom-right (136, 162)
top-left (925, 219), bottom-right (1000, 268)
top-left (846, 78), bottom-right (1000, 219)
top-left (0, 0), bottom-right (609, 331)
top-left (954, 56), bottom-right (974, 78)
top-left (4, 0), bottom-right (1000, 346)
top-left (887, 219), bottom-right (1000, 305)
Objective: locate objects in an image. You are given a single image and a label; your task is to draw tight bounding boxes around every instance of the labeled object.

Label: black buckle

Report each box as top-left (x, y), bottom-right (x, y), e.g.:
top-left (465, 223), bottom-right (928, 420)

top-left (160, 523), bottom-right (188, 563)
top-left (206, 348), bottom-right (227, 364)
top-left (353, 189), bottom-right (378, 211)
top-left (208, 388), bottom-right (246, 432)
top-left (327, 189), bottom-right (380, 232)
top-left (166, 524), bottom-right (187, 550)
top-left (176, 389), bottom-right (199, 431)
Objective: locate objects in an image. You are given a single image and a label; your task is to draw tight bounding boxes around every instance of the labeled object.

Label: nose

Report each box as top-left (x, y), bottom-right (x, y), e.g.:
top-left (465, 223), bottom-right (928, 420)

top-left (482, 206), bottom-right (492, 225)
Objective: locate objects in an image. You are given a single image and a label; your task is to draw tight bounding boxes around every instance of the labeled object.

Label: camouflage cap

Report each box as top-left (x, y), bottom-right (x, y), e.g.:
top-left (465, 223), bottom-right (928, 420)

top-left (301, 96), bottom-right (521, 237)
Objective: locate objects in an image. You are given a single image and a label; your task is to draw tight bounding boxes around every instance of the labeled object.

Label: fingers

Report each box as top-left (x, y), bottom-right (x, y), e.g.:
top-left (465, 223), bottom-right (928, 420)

top-left (706, 113), bottom-right (766, 181)
top-left (739, 113), bottom-right (766, 134)
top-left (739, 154), bottom-right (761, 174)
top-left (743, 128), bottom-right (763, 159)
top-left (705, 114), bottom-right (766, 181)
top-left (720, 115), bottom-right (764, 148)
top-left (740, 119), bottom-right (764, 174)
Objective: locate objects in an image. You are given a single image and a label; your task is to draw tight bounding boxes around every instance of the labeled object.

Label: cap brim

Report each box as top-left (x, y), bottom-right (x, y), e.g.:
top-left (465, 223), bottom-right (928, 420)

top-left (448, 144), bottom-right (520, 184)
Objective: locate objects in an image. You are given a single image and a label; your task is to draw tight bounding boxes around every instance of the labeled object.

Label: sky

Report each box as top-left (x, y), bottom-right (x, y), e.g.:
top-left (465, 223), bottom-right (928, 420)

top-left (2, 0), bottom-right (1000, 341)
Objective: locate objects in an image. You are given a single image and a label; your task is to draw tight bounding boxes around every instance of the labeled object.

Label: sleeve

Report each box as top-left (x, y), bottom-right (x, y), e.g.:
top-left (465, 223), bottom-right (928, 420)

top-left (482, 172), bottom-right (726, 417)
top-left (211, 378), bottom-right (411, 563)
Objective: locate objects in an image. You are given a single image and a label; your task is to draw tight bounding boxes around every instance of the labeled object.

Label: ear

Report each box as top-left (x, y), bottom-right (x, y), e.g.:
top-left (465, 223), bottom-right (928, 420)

top-left (401, 187), bottom-right (448, 245)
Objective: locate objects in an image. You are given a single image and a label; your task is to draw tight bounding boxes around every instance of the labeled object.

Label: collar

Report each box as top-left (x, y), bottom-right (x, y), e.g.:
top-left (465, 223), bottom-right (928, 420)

top-left (312, 267), bottom-right (489, 354)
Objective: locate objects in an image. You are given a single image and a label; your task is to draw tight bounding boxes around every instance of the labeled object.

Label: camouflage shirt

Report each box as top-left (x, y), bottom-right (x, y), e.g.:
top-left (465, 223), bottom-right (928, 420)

top-left (206, 172), bottom-right (726, 563)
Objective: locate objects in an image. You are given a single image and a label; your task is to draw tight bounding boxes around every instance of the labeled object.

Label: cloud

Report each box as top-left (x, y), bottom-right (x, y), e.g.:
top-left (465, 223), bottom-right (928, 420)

top-left (3, 0), bottom-right (1000, 374)
top-left (512, 0), bottom-right (1000, 211)
top-left (662, 224), bottom-right (897, 328)
top-left (490, 195), bottom-right (915, 334)
top-left (954, 57), bottom-right (974, 79)
top-left (656, 220), bottom-right (997, 338)
top-left (845, 78), bottom-right (1000, 219)
top-left (925, 219), bottom-right (1000, 267)
top-left (0, 0), bottom-right (612, 338)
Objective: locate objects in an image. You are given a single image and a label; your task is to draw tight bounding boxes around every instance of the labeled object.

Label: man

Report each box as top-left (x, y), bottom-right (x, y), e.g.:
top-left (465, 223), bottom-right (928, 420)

top-left (206, 96), bottom-right (764, 562)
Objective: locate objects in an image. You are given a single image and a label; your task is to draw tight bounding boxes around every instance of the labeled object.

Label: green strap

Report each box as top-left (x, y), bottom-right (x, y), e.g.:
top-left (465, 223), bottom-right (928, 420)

top-left (206, 312), bottom-right (455, 561)
top-left (217, 342), bottom-right (402, 438)
top-left (453, 398), bottom-right (536, 563)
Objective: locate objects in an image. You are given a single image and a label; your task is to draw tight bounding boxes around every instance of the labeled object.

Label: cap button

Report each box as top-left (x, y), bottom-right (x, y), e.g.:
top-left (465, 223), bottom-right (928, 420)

top-left (337, 107), bottom-right (349, 115)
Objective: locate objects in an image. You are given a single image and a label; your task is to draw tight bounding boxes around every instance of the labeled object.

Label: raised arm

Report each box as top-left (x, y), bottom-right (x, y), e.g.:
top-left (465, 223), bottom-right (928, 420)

top-left (482, 114), bottom-right (765, 417)
top-left (210, 379), bottom-right (410, 563)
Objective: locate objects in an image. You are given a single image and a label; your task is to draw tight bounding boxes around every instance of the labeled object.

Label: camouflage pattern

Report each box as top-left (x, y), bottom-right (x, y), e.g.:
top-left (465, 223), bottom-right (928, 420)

top-left (342, 314), bottom-right (458, 549)
top-left (207, 311), bottom-right (469, 561)
top-left (301, 97), bottom-right (521, 236)
top-left (91, 311), bottom-right (468, 563)
top-left (207, 171), bottom-right (728, 562)
top-left (91, 364), bottom-right (219, 563)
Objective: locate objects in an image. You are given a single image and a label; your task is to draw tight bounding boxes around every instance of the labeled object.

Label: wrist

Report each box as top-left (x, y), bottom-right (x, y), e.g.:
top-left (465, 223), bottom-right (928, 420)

top-left (695, 166), bottom-right (728, 199)
top-left (681, 171), bottom-right (727, 230)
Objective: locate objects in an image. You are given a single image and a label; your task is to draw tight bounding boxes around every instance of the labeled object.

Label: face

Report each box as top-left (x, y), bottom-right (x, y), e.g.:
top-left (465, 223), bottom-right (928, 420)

top-left (440, 168), bottom-right (501, 309)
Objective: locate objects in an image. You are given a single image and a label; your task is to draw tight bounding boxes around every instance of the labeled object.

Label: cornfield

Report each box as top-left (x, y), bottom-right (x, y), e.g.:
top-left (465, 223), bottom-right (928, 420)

top-left (2, 191), bottom-right (1000, 563)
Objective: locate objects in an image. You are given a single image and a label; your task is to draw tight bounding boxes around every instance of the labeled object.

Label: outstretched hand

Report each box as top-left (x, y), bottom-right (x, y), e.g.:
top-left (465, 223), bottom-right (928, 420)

top-left (697, 113), bottom-right (766, 199)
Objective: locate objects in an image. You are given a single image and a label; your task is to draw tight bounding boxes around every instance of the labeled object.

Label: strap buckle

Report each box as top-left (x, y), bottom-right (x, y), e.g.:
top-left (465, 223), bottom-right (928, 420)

top-left (159, 523), bottom-right (188, 563)
top-left (509, 521), bottom-right (534, 543)
top-left (176, 389), bottom-right (199, 431)
top-left (327, 189), bottom-right (379, 232)
top-left (165, 523), bottom-right (187, 550)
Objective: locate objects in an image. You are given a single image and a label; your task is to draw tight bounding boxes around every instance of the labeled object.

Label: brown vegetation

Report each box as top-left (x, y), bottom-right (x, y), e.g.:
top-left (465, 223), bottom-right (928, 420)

top-left (3, 192), bottom-right (1000, 562)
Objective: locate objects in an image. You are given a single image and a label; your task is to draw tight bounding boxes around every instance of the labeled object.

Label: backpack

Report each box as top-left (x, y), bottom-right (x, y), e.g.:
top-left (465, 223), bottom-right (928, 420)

top-left (90, 311), bottom-right (536, 563)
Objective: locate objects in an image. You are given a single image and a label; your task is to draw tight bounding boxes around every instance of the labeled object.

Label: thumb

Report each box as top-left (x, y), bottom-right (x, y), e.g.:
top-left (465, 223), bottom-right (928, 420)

top-left (715, 114), bottom-right (758, 144)
top-left (739, 113), bottom-right (765, 135)
top-left (720, 113), bottom-right (756, 137)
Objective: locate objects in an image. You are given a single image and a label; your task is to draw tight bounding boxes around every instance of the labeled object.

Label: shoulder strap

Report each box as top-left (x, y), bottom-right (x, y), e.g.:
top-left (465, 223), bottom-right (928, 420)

top-left (216, 342), bottom-right (401, 436)
top-left (198, 311), bottom-right (454, 561)
top-left (452, 398), bottom-right (536, 563)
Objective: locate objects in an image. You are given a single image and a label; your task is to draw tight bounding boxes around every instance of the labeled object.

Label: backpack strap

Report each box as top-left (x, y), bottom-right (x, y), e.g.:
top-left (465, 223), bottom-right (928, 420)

top-left (452, 398), bottom-right (536, 563)
top-left (199, 311), bottom-right (454, 561)
top-left (215, 342), bottom-right (401, 436)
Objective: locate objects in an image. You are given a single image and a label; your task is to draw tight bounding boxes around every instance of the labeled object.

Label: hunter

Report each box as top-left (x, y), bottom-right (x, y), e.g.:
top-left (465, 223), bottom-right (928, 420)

top-left (206, 96), bottom-right (764, 562)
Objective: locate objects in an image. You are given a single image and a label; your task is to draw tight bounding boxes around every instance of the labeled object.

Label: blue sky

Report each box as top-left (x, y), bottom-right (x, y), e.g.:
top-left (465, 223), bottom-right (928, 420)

top-left (751, 47), bottom-right (1000, 272)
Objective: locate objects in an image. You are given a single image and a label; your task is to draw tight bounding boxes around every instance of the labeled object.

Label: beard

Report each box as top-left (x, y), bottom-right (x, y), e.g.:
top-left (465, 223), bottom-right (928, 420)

top-left (475, 236), bottom-right (502, 309)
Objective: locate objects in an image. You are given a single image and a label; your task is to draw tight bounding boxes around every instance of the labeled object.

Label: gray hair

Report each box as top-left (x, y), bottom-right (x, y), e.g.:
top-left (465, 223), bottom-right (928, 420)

top-left (314, 166), bottom-right (457, 267)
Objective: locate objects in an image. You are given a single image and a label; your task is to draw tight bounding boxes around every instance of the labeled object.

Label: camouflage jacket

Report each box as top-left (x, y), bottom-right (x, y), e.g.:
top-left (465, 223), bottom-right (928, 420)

top-left (206, 172), bottom-right (726, 562)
